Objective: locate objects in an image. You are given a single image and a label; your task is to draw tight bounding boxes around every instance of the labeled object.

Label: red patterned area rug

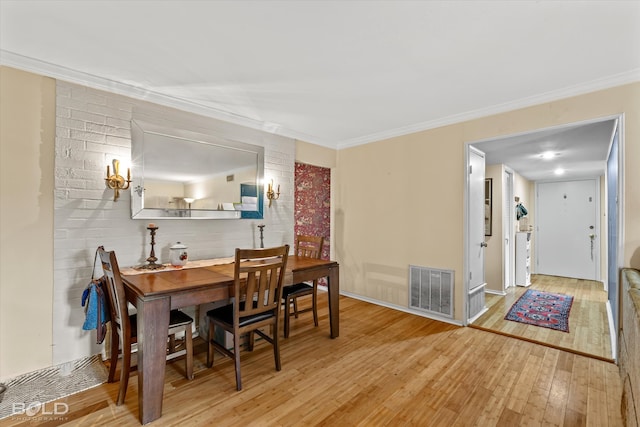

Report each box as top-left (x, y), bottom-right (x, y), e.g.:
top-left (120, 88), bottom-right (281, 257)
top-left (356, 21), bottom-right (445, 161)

top-left (505, 289), bottom-right (574, 332)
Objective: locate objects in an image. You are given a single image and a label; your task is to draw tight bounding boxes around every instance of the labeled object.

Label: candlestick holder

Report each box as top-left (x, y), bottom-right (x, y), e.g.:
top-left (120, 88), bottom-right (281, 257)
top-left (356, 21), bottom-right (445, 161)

top-left (258, 224), bottom-right (265, 248)
top-left (138, 225), bottom-right (165, 270)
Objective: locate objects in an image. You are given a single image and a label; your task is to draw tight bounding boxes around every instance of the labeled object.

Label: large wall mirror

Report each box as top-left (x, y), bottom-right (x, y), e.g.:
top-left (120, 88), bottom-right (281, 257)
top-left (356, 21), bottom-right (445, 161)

top-left (131, 120), bottom-right (264, 219)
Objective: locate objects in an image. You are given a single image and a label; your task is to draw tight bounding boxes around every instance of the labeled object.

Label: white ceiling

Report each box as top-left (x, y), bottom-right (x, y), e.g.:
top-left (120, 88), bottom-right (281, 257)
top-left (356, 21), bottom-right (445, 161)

top-left (1, 1), bottom-right (638, 179)
top-left (474, 119), bottom-right (616, 181)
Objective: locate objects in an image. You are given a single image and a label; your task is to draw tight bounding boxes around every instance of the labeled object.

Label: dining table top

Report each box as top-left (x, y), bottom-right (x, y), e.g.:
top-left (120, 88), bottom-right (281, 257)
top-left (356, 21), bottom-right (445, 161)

top-left (121, 255), bottom-right (338, 298)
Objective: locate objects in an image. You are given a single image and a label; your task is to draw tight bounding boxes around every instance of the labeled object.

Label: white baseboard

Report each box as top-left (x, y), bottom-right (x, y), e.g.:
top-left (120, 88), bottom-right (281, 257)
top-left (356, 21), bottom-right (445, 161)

top-left (605, 300), bottom-right (618, 362)
top-left (339, 291), bottom-right (463, 327)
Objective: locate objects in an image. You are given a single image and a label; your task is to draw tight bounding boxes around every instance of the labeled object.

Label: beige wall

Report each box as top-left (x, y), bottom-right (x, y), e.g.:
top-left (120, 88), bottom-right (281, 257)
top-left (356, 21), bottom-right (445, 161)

top-left (484, 164), bottom-right (504, 293)
top-left (0, 67), bottom-right (55, 379)
top-left (335, 82), bottom-right (639, 322)
top-left (295, 140), bottom-right (337, 169)
top-left (337, 125), bottom-right (466, 314)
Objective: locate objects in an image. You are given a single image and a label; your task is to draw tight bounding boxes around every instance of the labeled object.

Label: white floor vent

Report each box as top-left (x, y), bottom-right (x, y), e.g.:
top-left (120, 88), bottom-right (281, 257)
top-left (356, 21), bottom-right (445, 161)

top-left (468, 285), bottom-right (486, 320)
top-left (409, 265), bottom-right (454, 318)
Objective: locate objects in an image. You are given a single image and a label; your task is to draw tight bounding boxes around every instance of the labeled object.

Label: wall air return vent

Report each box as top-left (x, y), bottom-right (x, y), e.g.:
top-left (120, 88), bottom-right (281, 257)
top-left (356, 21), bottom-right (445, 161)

top-left (409, 265), bottom-right (454, 318)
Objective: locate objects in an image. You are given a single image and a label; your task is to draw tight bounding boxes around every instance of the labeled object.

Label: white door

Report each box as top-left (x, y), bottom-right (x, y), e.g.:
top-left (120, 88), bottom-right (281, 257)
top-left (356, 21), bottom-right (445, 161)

top-left (468, 147), bottom-right (486, 291)
top-left (536, 179), bottom-right (599, 280)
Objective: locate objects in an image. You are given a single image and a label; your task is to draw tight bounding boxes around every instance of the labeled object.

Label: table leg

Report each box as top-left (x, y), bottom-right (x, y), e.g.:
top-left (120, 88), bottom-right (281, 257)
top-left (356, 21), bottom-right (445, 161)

top-left (136, 295), bottom-right (170, 425)
top-left (328, 265), bottom-right (339, 338)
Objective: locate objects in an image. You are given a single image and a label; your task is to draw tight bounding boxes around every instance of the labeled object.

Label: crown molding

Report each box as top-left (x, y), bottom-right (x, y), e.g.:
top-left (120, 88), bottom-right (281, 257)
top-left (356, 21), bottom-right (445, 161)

top-left (3, 50), bottom-right (637, 152)
top-left (0, 50), bottom-right (319, 143)
top-left (336, 69), bottom-right (640, 150)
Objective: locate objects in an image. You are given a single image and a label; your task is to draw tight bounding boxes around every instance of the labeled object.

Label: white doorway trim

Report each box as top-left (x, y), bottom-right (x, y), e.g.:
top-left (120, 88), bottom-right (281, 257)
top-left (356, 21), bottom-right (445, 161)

top-left (503, 167), bottom-right (515, 291)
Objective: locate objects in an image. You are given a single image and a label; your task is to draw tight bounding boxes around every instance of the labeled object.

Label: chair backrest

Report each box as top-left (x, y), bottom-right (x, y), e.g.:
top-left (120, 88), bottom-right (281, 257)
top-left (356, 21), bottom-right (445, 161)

top-left (295, 235), bottom-right (324, 259)
top-left (233, 245), bottom-right (289, 320)
top-left (97, 247), bottom-right (129, 338)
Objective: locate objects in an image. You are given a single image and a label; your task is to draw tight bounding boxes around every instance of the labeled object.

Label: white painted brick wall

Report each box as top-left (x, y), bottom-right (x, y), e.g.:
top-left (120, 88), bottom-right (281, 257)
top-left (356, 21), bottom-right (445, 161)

top-left (54, 81), bottom-right (294, 364)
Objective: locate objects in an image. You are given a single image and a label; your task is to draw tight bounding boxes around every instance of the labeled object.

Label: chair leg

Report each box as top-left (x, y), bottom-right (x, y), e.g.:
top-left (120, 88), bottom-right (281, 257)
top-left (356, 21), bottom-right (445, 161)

top-left (284, 296), bottom-right (292, 338)
top-left (168, 333), bottom-right (176, 353)
top-left (312, 282), bottom-right (319, 327)
top-left (184, 325), bottom-right (194, 380)
top-left (248, 331), bottom-right (256, 351)
top-left (233, 331), bottom-right (242, 391)
top-left (273, 323), bottom-right (281, 372)
top-left (117, 335), bottom-right (132, 406)
top-left (108, 326), bottom-right (119, 383)
top-left (293, 298), bottom-right (299, 318)
top-left (206, 318), bottom-right (214, 368)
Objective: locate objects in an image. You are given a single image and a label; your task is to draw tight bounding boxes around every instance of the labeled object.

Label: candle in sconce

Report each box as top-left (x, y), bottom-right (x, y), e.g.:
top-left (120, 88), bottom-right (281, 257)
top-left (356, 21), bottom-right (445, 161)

top-left (148, 223), bottom-right (156, 228)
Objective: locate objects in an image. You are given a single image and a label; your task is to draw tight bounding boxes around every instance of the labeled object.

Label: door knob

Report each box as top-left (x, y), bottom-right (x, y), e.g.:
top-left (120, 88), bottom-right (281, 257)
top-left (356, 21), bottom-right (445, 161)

top-left (480, 242), bottom-right (488, 247)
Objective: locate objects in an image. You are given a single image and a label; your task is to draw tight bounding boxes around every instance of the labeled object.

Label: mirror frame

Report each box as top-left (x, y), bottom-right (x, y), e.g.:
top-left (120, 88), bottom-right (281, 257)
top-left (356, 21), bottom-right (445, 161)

top-left (130, 120), bottom-right (264, 220)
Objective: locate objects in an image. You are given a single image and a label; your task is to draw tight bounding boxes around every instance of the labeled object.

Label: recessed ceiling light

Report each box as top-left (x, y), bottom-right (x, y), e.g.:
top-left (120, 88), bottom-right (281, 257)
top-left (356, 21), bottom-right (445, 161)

top-left (541, 151), bottom-right (555, 160)
top-left (554, 168), bottom-right (565, 175)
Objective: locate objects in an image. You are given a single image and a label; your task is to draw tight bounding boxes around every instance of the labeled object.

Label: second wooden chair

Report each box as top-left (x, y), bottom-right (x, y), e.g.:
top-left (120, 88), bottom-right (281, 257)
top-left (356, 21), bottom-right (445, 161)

top-left (282, 235), bottom-right (324, 338)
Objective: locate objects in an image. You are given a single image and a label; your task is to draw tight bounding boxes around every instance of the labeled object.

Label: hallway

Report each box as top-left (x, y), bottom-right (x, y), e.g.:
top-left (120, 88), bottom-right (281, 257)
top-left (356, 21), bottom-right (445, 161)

top-left (471, 274), bottom-right (613, 361)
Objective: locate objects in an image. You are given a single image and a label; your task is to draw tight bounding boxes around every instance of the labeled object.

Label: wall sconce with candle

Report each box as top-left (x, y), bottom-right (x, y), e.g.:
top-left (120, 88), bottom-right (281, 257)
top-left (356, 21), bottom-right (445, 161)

top-left (266, 179), bottom-right (280, 207)
top-left (105, 159), bottom-right (131, 201)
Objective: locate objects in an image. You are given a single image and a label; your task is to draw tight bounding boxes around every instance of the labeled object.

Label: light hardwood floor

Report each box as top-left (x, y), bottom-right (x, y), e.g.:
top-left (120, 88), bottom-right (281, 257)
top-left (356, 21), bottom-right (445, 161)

top-left (2, 294), bottom-right (622, 426)
top-left (471, 274), bottom-right (613, 362)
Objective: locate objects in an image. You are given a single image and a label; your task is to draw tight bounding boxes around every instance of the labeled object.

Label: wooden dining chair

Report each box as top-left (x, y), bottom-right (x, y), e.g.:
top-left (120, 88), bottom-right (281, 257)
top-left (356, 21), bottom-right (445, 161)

top-left (97, 247), bottom-right (194, 406)
top-left (282, 235), bottom-right (324, 338)
top-left (206, 245), bottom-right (289, 391)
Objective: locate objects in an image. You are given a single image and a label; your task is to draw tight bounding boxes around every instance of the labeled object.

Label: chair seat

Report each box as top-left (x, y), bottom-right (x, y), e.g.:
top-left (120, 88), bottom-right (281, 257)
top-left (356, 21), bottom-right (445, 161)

top-left (207, 303), bottom-right (275, 328)
top-left (169, 309), bottom-right (195, 327)
top-left (127, 309), bottom-right (193, 339)
top-left (282, 282), bottom-right (313, 298)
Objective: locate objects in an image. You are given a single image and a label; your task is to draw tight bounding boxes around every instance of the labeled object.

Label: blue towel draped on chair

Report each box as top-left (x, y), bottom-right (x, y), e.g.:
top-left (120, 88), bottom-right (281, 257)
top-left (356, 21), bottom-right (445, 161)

top-left (82, 278), bottom-right (110, 343)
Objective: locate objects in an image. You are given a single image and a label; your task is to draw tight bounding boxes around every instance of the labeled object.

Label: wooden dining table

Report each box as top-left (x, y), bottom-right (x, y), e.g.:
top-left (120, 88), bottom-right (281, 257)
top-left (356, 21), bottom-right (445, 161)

top-left (120, 255), bottom-right (339, 425)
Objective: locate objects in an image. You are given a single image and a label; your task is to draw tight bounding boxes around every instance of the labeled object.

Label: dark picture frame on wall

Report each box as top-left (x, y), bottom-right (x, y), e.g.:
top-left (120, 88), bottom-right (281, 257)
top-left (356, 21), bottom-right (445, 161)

top-left (485, 178), bottom-right (492, 236)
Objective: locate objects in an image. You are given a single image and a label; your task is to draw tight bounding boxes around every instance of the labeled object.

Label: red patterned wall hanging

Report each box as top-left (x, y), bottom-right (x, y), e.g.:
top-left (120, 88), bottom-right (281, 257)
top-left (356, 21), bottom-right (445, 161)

top-left (294, 162), bottom-right (330, 260)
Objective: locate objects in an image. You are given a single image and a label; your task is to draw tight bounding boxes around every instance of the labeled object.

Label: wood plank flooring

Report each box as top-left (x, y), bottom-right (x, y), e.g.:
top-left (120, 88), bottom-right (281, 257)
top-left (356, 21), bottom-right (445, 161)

top-left (1, 294), bottom-right (622, 426)
top-left (471, 274), bottom-right (613, 361)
